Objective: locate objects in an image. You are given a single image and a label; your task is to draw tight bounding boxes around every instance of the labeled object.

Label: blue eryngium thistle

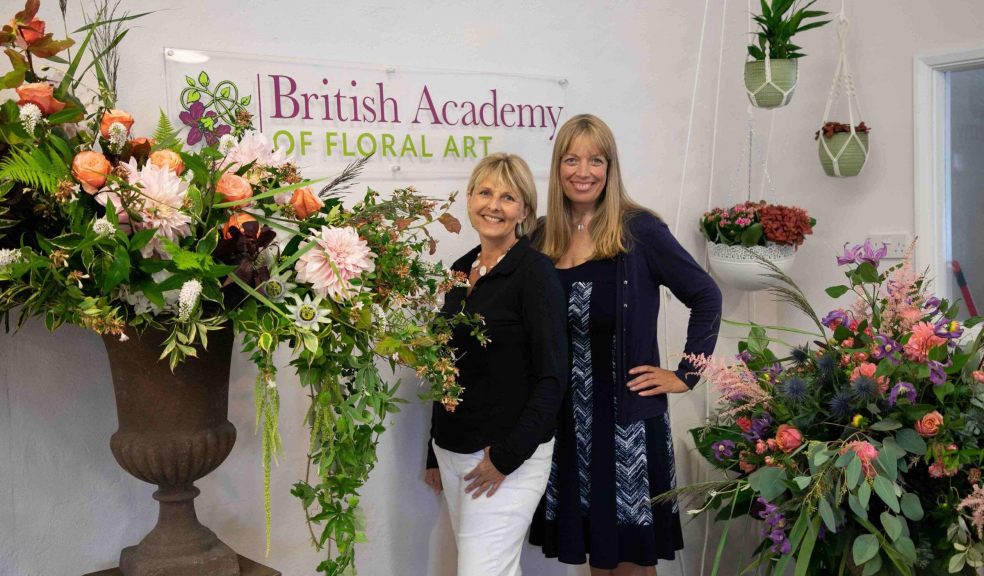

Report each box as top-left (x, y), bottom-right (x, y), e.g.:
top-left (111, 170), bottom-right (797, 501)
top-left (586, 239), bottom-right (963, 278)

top-left (790, 345), bottom-right (810, 365)
top-left (851, 376), bottom-right (879, 404)
top-left (816, 353), bottom-right (838, 385)
top-left (781, 376), bottom-right (809, 403)
top-left (829, 389), bottom-right (854, 420)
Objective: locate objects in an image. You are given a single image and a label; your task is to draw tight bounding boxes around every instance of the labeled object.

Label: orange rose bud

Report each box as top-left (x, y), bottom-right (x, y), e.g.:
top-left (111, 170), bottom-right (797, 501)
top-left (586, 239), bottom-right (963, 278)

top-left (99, 109), bottom-right (135, 139)
top-left (16, 82), bottom-right (66, 116)
top-left (129, 137), bottom-right (154, 164)
top-left (289, 187), bottom-right (324, 219)
top-left (71, 151), bottom-right (112, 194)
top-left (216, 173), bottom-right (253, 206)
top-left (222, 212), bottom-right (257, 240)
top-left (915, 411), bottom-right (944, 438)
top-left (149, 149), bottom-right (185, 175)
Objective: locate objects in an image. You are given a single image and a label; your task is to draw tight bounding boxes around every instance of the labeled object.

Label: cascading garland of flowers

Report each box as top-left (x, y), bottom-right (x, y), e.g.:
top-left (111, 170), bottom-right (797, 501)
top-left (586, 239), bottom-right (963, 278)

top-left (0, 3), bottom-right (478, 574)
top-left (663, 242), bottom-right (984, 575)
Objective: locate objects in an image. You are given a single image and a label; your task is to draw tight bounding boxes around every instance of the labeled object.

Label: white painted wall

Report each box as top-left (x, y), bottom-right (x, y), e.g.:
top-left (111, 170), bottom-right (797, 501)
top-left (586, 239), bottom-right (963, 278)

top-left (3, 1), bottom-right (984, 575)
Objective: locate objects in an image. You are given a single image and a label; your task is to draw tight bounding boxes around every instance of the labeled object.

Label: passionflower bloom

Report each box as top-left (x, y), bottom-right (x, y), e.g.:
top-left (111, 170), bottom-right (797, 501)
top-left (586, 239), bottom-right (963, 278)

top-left (774, 424), bottom-right (803, 453)
top-left (71, 151), bottom-right (112, 194)
top-left (295, 226), bottom-right (375, 301)
top-left (286, 294), bottom-right (330, 330)
top-left (915, 411), bottom-right (944, 438)
top-left (842, 440), bottom-right (879, 478)
top-left (711, 440), bottom-right (736, 461)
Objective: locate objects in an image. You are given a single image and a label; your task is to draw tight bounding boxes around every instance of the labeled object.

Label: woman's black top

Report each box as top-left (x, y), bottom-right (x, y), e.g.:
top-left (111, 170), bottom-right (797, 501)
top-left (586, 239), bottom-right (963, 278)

top-left (428, 236), bottom-right (568, 475)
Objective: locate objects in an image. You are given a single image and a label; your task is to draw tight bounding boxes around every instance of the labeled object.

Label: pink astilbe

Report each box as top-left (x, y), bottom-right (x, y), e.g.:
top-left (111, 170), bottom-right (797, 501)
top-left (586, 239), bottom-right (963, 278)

top-left (881, 245), bottom-right (926, 333)
top-left (958, 484), bottom-right (984, 539)
top-left (685, 353), bottom-right (770, 416)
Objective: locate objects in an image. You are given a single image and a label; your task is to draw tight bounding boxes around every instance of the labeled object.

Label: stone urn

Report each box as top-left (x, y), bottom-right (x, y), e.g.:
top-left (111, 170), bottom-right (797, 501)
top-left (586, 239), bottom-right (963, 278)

top-left (88, 327), bottom-right (279, 576)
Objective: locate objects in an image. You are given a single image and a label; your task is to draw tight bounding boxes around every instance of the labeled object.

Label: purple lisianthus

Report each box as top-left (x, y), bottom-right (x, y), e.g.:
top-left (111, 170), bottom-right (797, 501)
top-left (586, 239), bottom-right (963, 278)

top-left (928, 360), bottom-right (948, 387)
top-left (888, 381), bottom-right (916, 406)
top-left (837, 243), bottom-right (861, 266)
top-left (742, 414), bottom-right (773, 442)
top-left (822, 309), bottom-right (850, 329)
top-left (711, 440), bottom-right (736, 461)
top-left (858, 239), bottom-right (888, 268)
top-left (872, 334), bottom-right (901, 364)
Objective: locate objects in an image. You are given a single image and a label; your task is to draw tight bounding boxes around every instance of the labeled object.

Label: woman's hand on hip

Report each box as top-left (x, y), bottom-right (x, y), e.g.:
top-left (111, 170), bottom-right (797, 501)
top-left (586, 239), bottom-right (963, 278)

top-left (627, 365), bottom-right (688, 396)
top-left (424, 468), bottom-right (443, 494)
top-left (463, 447), bottom-right (506, 498)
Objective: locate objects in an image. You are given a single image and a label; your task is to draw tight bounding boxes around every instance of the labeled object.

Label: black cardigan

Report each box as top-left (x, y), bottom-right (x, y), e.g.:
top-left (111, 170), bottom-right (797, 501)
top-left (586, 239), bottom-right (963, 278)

top-left (428, 237), bottom-right (568, 475)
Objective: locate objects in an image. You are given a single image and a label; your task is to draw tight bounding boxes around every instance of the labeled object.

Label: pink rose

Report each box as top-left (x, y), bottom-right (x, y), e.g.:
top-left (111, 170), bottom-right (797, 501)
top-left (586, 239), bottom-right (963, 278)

top-left (755, 440), bottom-right (767, 455)
top-left (775, 424), bottom-right (803, 454)
top-left (842, 440), bottom-right (879, 478)
top-left (736, 416), bottom-right (753, 433)
top-left (915, 411), bottom-right (944, 438)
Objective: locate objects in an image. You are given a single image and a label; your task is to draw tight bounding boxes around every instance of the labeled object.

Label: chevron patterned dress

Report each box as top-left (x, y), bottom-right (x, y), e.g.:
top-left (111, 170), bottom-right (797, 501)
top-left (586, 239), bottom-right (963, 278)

top-left (531, 258), bottom-right (683, 569)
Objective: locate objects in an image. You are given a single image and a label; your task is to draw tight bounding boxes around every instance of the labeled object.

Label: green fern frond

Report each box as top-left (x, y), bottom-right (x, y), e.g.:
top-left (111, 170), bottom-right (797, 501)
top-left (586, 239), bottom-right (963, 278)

top-left (151, 109), bottom-right (182, 151)
top-left (0, 180), bottom-right (14, 240)
top-left (0, 146), bottom-right (70, 195)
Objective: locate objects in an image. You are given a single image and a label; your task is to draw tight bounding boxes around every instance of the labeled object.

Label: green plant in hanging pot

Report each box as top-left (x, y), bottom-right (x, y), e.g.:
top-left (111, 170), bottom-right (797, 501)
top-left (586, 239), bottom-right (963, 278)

top-left (745, 0), bottom-right (830, 109)
top-left (816, 120), bottom-right (870, 177)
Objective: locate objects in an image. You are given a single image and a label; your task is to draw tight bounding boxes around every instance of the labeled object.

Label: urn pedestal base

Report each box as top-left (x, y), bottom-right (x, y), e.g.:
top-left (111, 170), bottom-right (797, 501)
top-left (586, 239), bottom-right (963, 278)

top-left (83, 555), bottom-right (281, 576)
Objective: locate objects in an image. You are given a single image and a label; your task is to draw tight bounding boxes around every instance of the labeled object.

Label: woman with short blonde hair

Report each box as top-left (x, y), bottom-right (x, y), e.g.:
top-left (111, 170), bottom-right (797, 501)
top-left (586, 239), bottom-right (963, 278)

top-left (425, 152), bottom-right (567, 576)
top-left (530, 115), bottom-right (722, 576)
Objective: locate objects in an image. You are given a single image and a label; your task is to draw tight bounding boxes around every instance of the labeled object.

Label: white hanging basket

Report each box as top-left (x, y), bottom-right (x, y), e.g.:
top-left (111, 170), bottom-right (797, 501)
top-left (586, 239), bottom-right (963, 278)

top-left (819, 13), bottom-right (869, 178)
top-left (707, 242), bottom-right (797, 292)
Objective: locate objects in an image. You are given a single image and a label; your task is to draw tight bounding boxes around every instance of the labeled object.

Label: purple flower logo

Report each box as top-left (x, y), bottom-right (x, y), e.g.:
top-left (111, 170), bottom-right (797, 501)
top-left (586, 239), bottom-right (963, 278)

top-left (179, 101), bottom-right (232, 146)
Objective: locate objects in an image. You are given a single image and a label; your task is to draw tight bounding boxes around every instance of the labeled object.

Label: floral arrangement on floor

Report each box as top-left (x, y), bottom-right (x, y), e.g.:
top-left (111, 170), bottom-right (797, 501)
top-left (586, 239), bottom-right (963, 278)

top-left (700, 200), bottom-right (816, 249)
top-left (662, 243), bottom-right (984, 575)
top-left (0, 2), bottom-right (476, 574)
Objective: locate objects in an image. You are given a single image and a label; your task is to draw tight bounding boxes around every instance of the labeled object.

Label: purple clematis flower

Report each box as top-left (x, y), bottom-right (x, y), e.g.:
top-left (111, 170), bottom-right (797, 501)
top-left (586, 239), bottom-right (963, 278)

top-left (179, 101), bottom-right (233, 146)
top-left (924, 297), bottom-right (942, 314)
top-left (888, 381), bottom-right (916, 406)
top-left (736, 350), bottom-right (753, 364)
top-left (711, 440), bottom-right (736, 461)
top-left (742, 414), bottom-right (773, 442)
top-left (822, 309), bottom-right (850, 329)
top-left (872, 334), bottom-right (901, 364)
top-left (928, 360), bottom-right (948, 387)
top-left (858, 239), bottom-right (888, 268)
top-left (837, 243), bottom-right (862, 266)
top-left (934, 319), bottom-right (964, 340)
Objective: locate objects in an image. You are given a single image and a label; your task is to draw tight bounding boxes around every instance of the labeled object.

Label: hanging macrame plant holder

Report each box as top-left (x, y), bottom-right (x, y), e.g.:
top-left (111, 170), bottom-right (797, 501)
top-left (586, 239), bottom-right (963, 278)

top-left (706, 112), bottom-right (797, 292)
top-left (818, 14), bottom-right (869, 177)
top-left (744, 42), bottom-right (799, 109)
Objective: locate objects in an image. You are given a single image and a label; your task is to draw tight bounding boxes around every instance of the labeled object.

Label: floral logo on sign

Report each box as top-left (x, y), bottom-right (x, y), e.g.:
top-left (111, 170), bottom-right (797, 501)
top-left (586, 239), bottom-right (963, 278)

top-left (178, 71), bottom-right (252, 146)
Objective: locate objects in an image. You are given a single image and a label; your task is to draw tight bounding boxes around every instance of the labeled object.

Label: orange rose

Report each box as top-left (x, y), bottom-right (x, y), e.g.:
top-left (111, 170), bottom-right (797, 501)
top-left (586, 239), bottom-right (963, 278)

top-left (216, 173), bottom-right (253, 206)
top-left (915, 411), bottom-right (944, 438)
top-left (289, 187), bottom-right (324, 219)
top-left (129, 137), bottom-right (154, 164)
top-left (16, 82), bottom-right (66, 116)
top-left (71, 151), bottom-right (111, 194)
top-left (99, 109), bottom-right (134, 139)
top-left (222, 212), bottom-right (257, 240)
top-left (774, 424), bottom-right (803, 454)
top-left (149, 150), bottom-right (185, 175)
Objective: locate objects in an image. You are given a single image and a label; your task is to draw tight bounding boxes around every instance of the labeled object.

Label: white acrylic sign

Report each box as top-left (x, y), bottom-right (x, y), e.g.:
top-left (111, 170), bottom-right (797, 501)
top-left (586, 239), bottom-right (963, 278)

top-left (163, 48), bottom-right (568, 179)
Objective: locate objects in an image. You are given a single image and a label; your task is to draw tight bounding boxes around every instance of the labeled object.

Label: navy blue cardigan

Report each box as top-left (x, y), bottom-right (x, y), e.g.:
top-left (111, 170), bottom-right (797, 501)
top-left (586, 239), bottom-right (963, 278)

top-left (545, 211), bottom-right (723, 425)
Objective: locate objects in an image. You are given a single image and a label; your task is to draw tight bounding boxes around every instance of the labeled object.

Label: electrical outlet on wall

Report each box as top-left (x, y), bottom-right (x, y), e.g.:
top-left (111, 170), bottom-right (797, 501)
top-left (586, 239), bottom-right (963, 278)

top-left (867, 234), bottom-right (911, 259)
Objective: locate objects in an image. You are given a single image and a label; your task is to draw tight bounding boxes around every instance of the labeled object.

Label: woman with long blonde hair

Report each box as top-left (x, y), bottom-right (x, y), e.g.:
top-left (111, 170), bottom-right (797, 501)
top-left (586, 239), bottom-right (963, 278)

top-left (530, 115), bottom-right (722, 576)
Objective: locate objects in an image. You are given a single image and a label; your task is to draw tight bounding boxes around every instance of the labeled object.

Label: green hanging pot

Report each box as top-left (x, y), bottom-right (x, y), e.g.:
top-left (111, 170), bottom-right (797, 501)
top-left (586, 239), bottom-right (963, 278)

top-left (819, 131), bottom-right (869, 177)
top-left (744, 59), bottom-right (799, 109)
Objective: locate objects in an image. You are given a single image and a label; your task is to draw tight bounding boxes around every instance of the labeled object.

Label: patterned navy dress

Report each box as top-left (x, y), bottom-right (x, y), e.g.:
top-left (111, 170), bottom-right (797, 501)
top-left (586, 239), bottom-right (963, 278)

top-left (530, 258), bottom-right (684, 569)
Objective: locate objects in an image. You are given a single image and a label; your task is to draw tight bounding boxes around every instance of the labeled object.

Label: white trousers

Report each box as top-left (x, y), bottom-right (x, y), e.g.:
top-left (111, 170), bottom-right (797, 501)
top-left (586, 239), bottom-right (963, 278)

top-left (433, 439), bottom-right (554, 576)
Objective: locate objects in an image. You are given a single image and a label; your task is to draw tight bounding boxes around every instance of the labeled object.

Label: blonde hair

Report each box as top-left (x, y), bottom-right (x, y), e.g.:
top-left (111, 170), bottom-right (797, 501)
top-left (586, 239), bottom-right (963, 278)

top-left (466, 152), bottom-right (538, 237)
top-left (539, 114), bottom-right (655, 261)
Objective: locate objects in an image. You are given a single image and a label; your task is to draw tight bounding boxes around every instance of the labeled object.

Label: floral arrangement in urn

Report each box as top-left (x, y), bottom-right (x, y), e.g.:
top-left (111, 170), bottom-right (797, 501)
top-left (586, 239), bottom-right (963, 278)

top-left (700, 200), bottom-right (815, 291)
top-left (664, 242), bottom-right (984, 575)
top-left (0, 2), bottom-right (475, 575)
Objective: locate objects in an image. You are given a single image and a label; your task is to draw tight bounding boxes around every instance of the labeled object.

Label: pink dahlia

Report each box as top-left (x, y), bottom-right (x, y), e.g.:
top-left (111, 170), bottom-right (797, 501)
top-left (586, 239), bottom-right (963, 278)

top-left (130, 162), bottom-right (192, 258)
top-left (295, 226), bottom-right (375, 300)
top-left (904, 321), bottom-right (946, 362)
